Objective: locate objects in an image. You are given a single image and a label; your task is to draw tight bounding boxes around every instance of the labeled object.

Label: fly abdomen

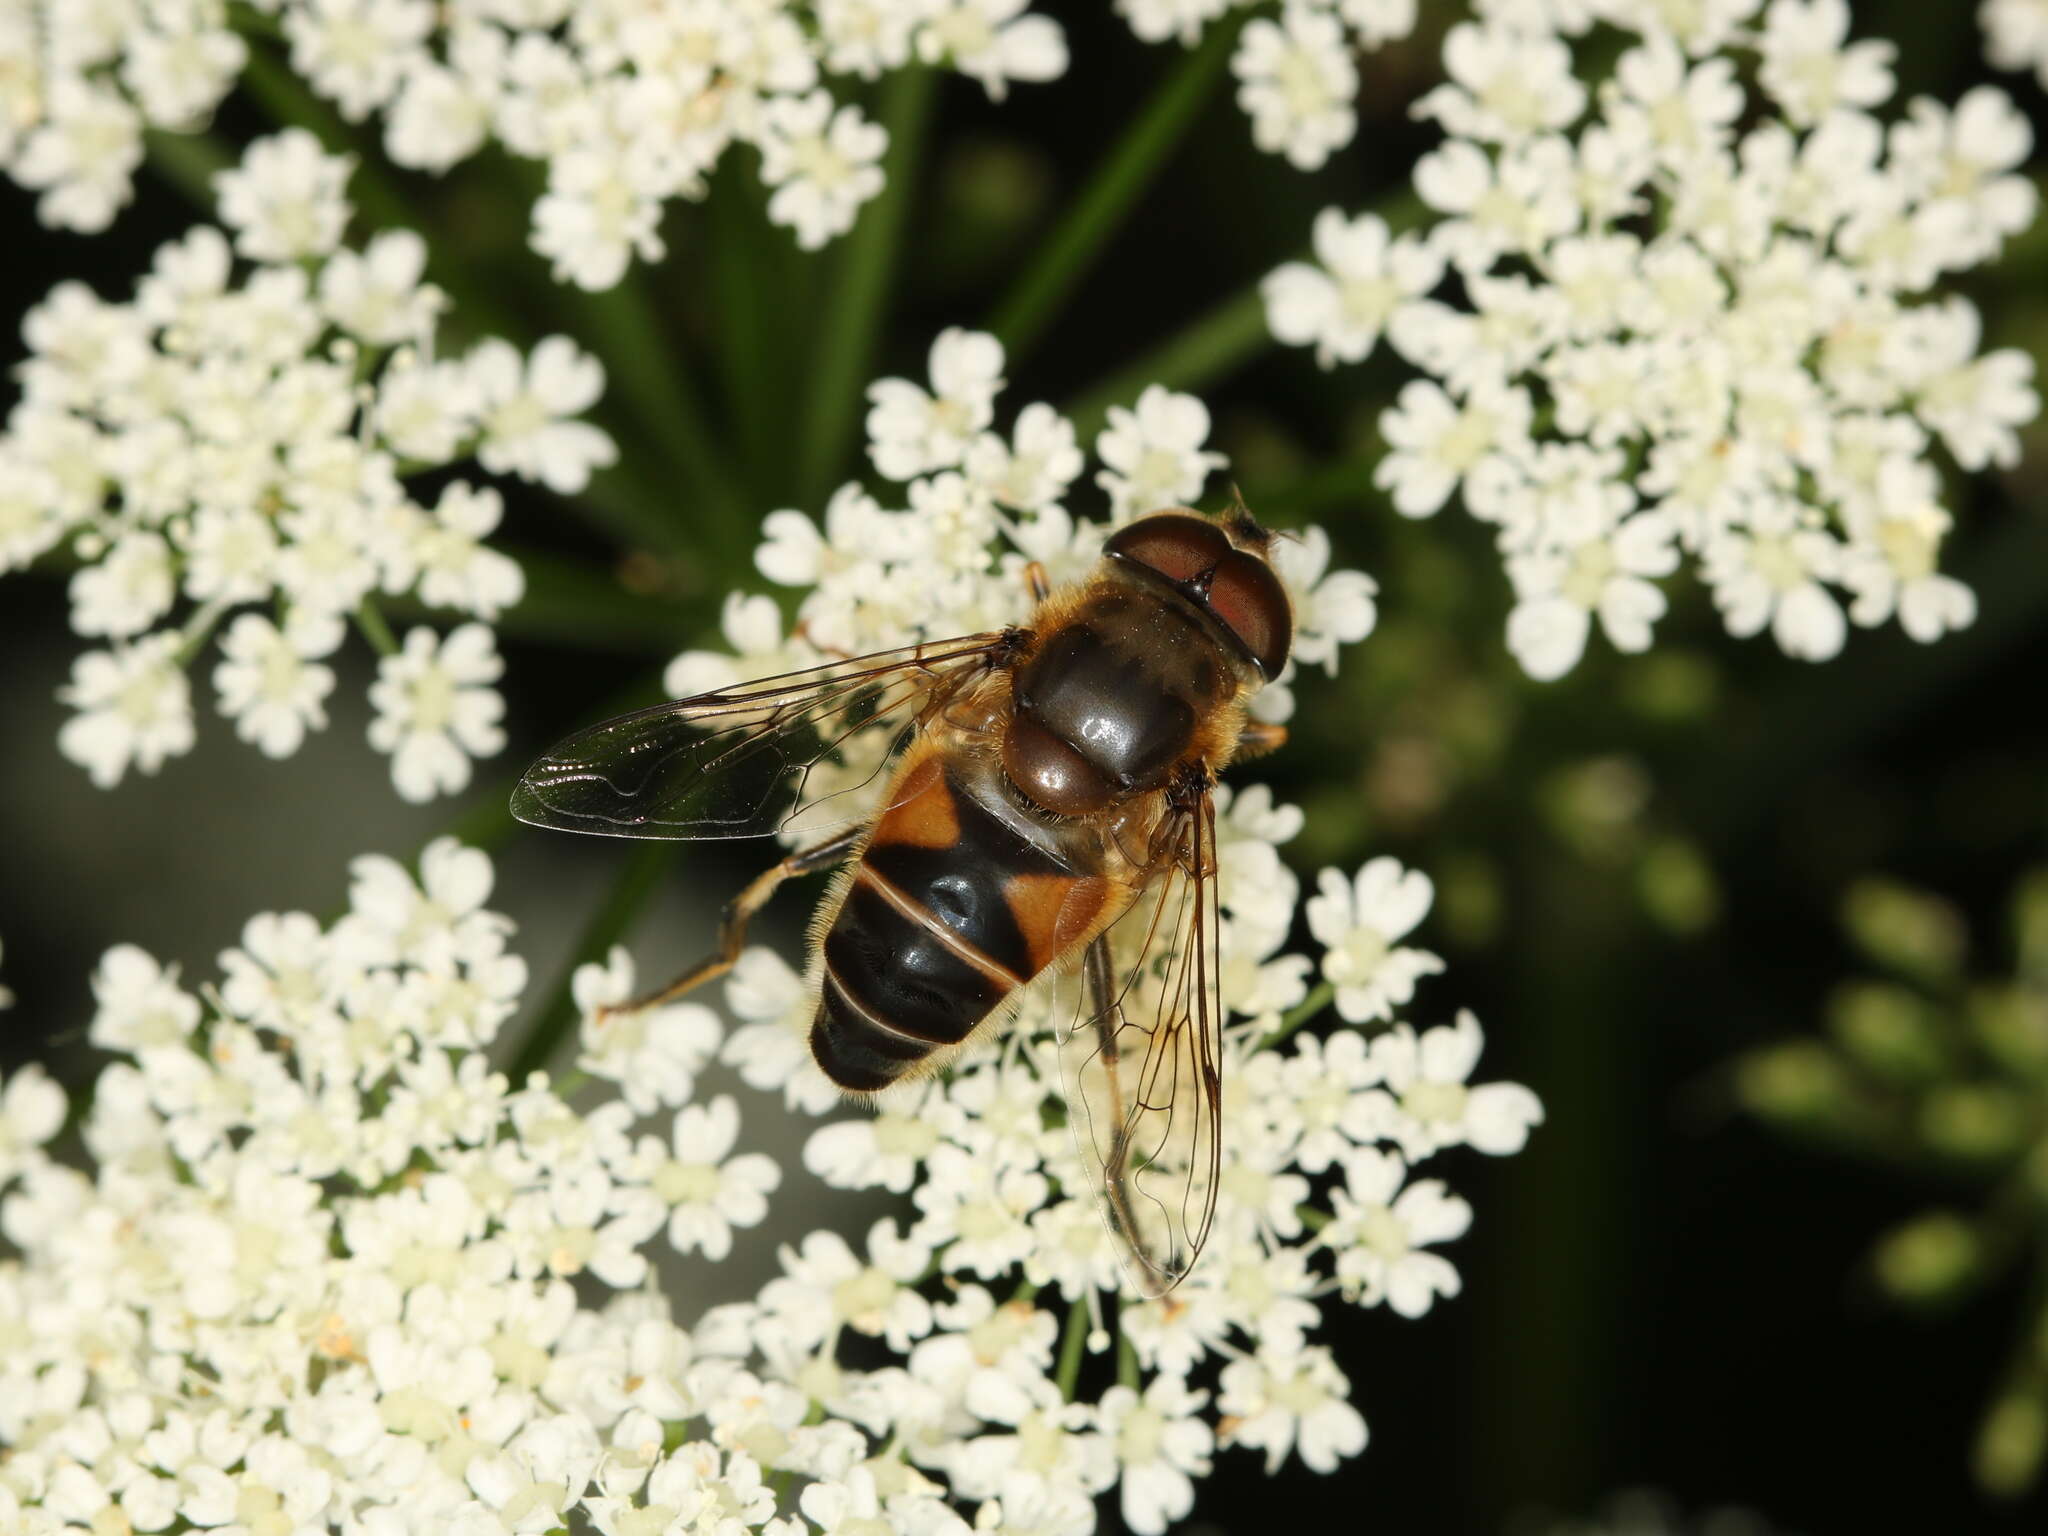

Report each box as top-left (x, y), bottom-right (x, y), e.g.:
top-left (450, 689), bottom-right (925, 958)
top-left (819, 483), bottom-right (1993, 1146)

top-left (809, 746), bottom-right (1106, 1092)
top-left (815, 874), bottom-right (1015, 1089)
top-left (813, 955), bottom-right (958, 1093)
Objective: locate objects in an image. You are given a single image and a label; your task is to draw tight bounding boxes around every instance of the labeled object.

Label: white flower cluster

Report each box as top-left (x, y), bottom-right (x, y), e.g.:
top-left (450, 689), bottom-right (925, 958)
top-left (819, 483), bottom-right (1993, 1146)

top-left (0, 837), bottom-right (740, 1535)
top-left (0, 0), bottom-right (247, 233)
top-left (0, 823), bottom-right (1538, 1536)
top-left (2, 343), bottom-right (1539, 1535)
top-left (1983, 0), bottom-right (2048, 88)
top-left (0, 0), bottom-right (1068, 283)
top-left (668, 325), bottom-right (1379, 733)
top-left (3, 129), bottom-right (618, 802)
top-left (1117, 1), bottom-right (1420, 172)
top-left (1260, 0), bottom-right (2041, 679)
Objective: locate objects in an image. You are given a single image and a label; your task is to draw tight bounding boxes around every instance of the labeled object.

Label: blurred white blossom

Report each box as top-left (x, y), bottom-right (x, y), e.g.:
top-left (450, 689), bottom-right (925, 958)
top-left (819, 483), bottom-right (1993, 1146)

top-left (1983, 0), bottom-right (2048, 87)
top-left (2, 131), bottom-right (617, 801)
top-left (1260, 1), bottom-right (2040, 677)
top-left (1120, 1), bottom-right (1421, 170)
top-left (1304, 857), bottom-right (1445, 1023)
top-left (367, 622), bottom-right (508, 802)
top-left (0, 822), bottom-right (1537, 1533)
top-left (0, 0), bottom-right (1067, 277)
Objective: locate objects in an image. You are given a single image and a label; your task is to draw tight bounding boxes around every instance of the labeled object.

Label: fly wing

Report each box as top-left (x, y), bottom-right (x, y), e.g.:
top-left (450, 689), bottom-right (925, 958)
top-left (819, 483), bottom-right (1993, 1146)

top-left (510, 633), bottom-right (1011, 841)
top-left (1058, 795), bottom-right (1223, 1296)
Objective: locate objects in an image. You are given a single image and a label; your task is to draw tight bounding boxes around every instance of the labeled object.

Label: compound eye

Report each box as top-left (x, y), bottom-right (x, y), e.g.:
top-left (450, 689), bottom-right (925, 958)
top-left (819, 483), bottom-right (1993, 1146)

top-left (1104, 513), bottom-right (1229, 585)
top-left (1206, 552), bottom-right (1292, 678)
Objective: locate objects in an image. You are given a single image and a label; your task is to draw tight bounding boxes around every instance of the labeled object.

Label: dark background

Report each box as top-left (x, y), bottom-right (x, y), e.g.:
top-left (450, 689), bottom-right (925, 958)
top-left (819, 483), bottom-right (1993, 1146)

top-left (5, 3), bottom-right (2047, 1532)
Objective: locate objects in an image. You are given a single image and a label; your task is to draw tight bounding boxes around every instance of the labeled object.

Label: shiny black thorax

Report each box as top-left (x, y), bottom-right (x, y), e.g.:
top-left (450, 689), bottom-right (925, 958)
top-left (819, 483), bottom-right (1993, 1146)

top-left (1011, 570), bottom-right (1247, 800)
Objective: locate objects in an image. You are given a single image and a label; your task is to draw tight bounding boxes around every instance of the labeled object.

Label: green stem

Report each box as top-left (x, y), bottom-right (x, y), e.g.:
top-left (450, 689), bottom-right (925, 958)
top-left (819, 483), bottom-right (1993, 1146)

top-left (504, 841), bottom-right (680, 1083)
top-left (227, 0), bottom-right (281, 36)
top-left (708, 165), bottom-right (779, 494)
top-left (572, 270), bottom-right (751, 543)
top-left (353, 598), bottom-right (400, 657)
top-left (988, 18), bottom-right (1242, 362)
top-left (1259, 980), bottom-right (1335, 1052)
top-left (1116, 1325), bottom-right (1140, 1390)
top-left (1055, 1298), bottom-right (1091, 1402)
top-left (568, 462), bottom-right (733, 568)
top-left (1061, 285), bottom-right (1271, 444)
top-left (798, 68), bottom-right (939, 507)
top-left (173, 600), bottom-right (230, 667)
top-left (143, 129), bottom-right (235, 211)
top-left (1249, 456), bottom-right (1387, 523)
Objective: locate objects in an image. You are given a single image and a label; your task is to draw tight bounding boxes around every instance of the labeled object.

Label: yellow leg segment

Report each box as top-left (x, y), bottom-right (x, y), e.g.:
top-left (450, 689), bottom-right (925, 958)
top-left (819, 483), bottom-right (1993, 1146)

top-left (599, 826), bottom-right (863, 1020)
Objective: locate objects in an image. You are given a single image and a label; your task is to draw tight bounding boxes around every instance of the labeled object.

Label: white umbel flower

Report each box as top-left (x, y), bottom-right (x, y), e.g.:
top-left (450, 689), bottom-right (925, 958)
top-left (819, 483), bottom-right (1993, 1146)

top-left (0, 1064), bottom-right (64, 1185)
top-left (319, 229), bottom-right (444, 343)
top-left (12, 75), bottom-right (143, 232)
top-left (640, 1096), bottom-right (782, 1262)
top-left (1756, 0), bottom-right (1895, 127)
top-left (758, 92), bottom-right (890, 251)
top-left (1262, 209), bottom-right (1446, 370)
top-left (366, 623), bottom-right (506, 802)
top-left (1099, 1376), bottom-right (1214, 1536)
top-left (759, 1218), bottom-right (936, 1352)
top-left (282, 0), bottom-right (435, 121)
top-left (470, 335), bottom-right (618, 494)
top-left (573, 947), bottom-right (723, 1115)
top-left (57, 632), bottom-right (196, 788)
top-left (1282, 5), bottom-right (2045, 677)
top-left (211, 610), bottom-right (343, 758)
top-left (867, 328), bottom-right (1008, 481)
top-left (0, 0), bottom-right (1066, 281)
top-left (1232, 7), bottom-right (1361, 171)
top-left (213, 128), bottom-right (354, 262)
top-left (1217, 1347), bottom-right (1368, 1474)
top-left (1326, 1148), bottom-right (1472, 1317)
top-left (1371, 1010), bottom-right (1546, 1161)
top-left (1305, 860), bottom-right (1446, 1024)
top-left (6, 133), bottom-right (606, 795)
top-left (1983, 0), bottom-right (2048, 87)
top-left (1094, 385), bottom-right (1227, 520)
top-left (917, 0), bottom-right (1070, 101)
top-left (3, 338), bottom-right (1548, 1536)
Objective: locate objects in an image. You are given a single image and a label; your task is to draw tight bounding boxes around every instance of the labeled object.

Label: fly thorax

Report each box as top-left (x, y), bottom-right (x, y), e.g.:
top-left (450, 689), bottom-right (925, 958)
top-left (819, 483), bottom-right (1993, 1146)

top-left (1011, 615), bottom-right (1199, 802)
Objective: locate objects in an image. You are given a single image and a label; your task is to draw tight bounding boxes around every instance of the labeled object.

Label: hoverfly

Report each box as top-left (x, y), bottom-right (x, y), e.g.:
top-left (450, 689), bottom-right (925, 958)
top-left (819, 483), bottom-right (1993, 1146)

top-left (510, 506), bottom-right (1294, 1294)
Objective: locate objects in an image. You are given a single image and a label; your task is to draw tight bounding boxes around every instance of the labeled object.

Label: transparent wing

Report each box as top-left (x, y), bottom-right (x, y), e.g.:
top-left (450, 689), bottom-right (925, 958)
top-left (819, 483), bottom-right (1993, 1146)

top-left (510, 633), bottom-right (1010, 841)
top-left (1059, 795), bottom-right (1223, 1297)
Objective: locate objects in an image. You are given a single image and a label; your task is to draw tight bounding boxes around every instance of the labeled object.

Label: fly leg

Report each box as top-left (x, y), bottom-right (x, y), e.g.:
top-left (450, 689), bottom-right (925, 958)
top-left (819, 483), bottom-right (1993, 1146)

top-left (1233, 721), bottom-right (1288, 760)
top-left (598, 825), bottom-right (864, 1020)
